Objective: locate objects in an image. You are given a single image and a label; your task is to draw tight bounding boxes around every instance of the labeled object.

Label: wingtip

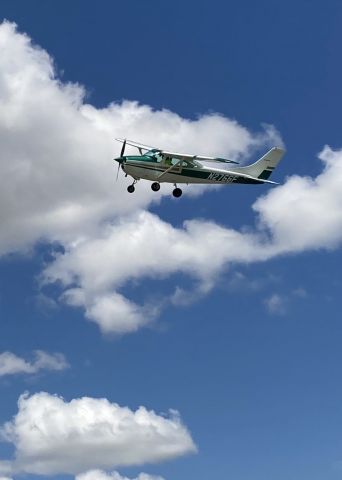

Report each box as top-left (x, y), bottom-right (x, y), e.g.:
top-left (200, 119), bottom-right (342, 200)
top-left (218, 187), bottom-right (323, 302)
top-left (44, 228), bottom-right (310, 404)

top-left (273, 146), bottom-right (286, 153)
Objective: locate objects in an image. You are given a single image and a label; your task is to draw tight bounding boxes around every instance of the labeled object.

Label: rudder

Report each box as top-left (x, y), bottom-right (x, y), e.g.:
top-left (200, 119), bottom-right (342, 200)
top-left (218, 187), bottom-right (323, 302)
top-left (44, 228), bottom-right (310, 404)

top-left (238, 147), bottom-right (285, 179)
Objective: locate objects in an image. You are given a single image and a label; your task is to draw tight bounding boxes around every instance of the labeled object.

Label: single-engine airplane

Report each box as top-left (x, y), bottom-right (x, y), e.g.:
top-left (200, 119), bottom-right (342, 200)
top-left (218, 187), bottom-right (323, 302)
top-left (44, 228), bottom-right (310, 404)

top-left (114, 138), bottom-right (285, 197)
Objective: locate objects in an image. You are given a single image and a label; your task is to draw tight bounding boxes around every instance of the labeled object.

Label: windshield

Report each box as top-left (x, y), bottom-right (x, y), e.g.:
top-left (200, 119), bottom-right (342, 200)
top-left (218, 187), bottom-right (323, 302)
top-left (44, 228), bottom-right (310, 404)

top-left (145, 149), bottom-right (159, 156)
top-left (144, 149), bottom-right (163, 162)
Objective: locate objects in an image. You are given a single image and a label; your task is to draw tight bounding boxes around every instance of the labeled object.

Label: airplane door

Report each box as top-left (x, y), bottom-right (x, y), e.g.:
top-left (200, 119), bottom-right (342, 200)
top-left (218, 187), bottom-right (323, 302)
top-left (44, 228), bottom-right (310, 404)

top-left (163, 157), bottom-right (183, 173)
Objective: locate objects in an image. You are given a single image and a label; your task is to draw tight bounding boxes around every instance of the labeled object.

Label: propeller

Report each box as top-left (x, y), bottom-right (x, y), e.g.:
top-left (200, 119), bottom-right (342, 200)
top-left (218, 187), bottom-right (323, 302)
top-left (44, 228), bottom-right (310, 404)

top-left (116, 162), bottom-right (121, 181)
top-left (115, 139), bottom-right (126, 182)
top-left (120, 138), bottom-right (126, 157)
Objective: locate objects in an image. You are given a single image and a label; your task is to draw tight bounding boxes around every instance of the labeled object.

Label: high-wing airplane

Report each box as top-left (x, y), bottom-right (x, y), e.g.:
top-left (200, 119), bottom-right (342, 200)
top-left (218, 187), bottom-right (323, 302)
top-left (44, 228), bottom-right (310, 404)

top-left (114, 138), bottom-right (285, 197)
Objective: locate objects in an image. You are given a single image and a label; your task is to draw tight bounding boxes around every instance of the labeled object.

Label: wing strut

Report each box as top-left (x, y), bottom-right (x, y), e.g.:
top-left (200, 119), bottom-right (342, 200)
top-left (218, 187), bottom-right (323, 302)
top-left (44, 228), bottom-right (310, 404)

top-left (157, 159), bottom-right (183, 179)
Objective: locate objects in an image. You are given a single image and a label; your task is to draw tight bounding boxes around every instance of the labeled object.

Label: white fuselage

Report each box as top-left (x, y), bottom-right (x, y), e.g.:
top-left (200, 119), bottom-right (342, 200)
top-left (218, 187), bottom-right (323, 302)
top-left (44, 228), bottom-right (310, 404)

top-left (122, 160), bottom-right (262, 185)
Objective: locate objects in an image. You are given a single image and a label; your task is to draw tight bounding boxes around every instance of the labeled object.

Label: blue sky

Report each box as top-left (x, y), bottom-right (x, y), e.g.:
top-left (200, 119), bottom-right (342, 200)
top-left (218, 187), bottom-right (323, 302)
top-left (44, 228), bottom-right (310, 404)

top-left (1, 1), bottom-right (342, 480)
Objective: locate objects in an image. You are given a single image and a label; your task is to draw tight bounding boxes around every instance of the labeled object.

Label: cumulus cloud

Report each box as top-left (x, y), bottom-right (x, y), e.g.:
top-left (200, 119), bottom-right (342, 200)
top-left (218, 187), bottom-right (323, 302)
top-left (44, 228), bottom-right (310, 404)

top-left (42, 144), bottom-right (342, 332)
top-left (0, 351), bottom-right (68, 376)
top-left (0, 20), bottom-right (284, 333)
top-left (253, 145), bottom-right (342, 253)
top-left (76, 470), bottom-right (164, 480)
top-left (0, 462), bottom-right (12, 477)
top-left (0, 392), bottom-right (196, 476)
top-left (0, 20), bottom-right (278, 255)
top-left (2, 21), bottom-right (342, 335)
top-left (41, 210), bottom-right (263, 333)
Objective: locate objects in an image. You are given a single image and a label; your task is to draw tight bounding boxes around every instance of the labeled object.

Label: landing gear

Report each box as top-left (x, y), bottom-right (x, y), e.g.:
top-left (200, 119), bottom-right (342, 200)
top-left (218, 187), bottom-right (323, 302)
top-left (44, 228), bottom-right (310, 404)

top-left (172, 187), bottom-right (182, 198)
top-left (151, 182), bottom-right (160, 192)
top-left (127, 179), bottom-right (137, 193)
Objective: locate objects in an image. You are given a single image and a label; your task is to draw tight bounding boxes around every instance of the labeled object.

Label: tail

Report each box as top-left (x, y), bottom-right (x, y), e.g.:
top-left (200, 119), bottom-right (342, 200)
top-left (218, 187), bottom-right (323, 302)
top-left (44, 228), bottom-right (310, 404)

top-left (238, 147), bottom-right (285, 180)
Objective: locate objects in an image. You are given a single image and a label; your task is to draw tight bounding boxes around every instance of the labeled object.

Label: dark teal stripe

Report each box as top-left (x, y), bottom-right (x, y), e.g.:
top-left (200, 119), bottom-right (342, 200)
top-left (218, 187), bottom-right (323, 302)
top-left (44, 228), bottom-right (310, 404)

top-left (124, 162), bottom-right (263, 184)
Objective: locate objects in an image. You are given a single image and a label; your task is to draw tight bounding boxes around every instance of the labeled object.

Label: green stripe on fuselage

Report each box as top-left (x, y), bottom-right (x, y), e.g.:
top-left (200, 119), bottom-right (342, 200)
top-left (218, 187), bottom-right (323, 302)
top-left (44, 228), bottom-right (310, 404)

top-left (124, 161), bottom-right (263, 184)
top-left (258, 169), bottom-right (273, 180)
top-left (124, 155), bottom-right (156, 162)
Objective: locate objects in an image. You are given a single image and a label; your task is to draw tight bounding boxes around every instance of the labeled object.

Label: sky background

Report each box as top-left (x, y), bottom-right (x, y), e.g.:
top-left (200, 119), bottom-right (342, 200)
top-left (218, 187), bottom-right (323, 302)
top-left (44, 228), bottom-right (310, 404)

top-left (1, 1), bottom-right (342, 480)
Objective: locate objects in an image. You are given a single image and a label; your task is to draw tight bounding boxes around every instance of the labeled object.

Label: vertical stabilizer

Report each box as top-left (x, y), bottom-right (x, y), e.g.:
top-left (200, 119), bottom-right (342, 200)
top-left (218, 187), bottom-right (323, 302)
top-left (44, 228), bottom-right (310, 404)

top-left (237, 147), bottom-right (285, 179)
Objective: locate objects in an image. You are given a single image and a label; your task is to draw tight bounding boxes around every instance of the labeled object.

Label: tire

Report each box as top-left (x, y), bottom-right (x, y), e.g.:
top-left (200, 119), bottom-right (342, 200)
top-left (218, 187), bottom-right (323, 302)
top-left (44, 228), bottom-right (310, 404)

top-left (151, 182), bottom-right (160, 192)
top-left (127, 185), bottom-right (135, 193)
top-left (172, 188), bottom-right (182, 198)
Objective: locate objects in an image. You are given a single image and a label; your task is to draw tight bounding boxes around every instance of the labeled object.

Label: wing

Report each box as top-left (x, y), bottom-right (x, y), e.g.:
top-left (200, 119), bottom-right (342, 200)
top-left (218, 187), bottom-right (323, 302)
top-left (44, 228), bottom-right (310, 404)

top-left (159, 151), bottom-right (239, 165)
top-left (115, 138), bottom-right (157, 151)
top-left (116, 139), bottom-right (239, 165)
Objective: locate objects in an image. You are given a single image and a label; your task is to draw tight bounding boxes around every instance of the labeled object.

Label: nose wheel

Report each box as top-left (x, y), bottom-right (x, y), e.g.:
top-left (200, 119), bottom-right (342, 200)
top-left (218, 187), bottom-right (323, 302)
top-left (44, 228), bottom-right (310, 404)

top-left (127, 179), bottom-right (138, 193)
top-left (151, 182), bottom-right (160, 192)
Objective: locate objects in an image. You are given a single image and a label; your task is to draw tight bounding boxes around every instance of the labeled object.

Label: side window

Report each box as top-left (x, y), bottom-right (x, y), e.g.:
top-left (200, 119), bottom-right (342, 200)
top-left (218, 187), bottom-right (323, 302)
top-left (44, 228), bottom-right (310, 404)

top-left (163, 156), bottom-right (173, 166)
top-left (163, 157), bottom-right (191, 167)
top-left (150, 153), bottom-right (163, 163)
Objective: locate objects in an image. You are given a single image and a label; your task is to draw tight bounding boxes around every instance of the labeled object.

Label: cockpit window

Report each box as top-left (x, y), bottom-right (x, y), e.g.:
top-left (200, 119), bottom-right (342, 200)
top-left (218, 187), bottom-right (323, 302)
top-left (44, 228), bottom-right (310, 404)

top-left (145, 149), bottom-right (162, 162)
top-left (164, 157), bottom-right (182, 166)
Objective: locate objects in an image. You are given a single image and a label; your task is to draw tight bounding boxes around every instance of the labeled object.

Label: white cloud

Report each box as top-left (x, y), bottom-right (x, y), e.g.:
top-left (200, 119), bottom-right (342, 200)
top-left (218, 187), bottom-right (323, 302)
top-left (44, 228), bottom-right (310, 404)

top-left (227, 271), bottom-right (278, 292)
top-left (264, 286), bottom-right (308, 315)
top-left (0, 20), bottom-right (283, 333)
top-left (41, 210), bottom-right (263, 333)
top-left (0, 392), bottom-right (196, 476)
top-left (3, 21), bottom-right (342, 335)
top-left (0, 351), bottom-right (68, 376)
top-left (253, 145), bottom-right (342, 253)
top-left (0, 462), bottom-right (12, 477)
top-left (0, 21), bottom-right (278, 256)
top-left (41, 142), bottom-right (342, 333)
top-left (76, 470), bottom-right (165, 480)
top-left (264, 293), bottom-right (287, 315)
top-left (32, 350), bottom-right (69, 372)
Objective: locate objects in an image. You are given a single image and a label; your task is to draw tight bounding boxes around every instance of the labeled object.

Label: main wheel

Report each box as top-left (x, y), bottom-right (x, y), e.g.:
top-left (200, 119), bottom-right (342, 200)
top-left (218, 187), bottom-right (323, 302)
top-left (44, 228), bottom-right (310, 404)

top-left (172, 187), bottom-right (182, 198)
top-left (151, 182), bottom-right (160, 192)
top-left (127, 185), bottom-right (135, 193)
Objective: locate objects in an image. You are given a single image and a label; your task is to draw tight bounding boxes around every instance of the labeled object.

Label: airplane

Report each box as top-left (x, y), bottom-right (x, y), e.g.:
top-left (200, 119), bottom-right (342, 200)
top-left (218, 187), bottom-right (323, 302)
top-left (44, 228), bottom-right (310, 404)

top-left (114, 138), bottom-right (285, 197)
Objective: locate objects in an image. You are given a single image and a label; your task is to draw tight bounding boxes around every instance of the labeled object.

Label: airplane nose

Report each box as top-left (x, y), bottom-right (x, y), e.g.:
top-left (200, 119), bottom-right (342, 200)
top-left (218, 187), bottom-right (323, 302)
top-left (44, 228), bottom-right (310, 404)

top-left (114, 157), bottom-right (125, 164)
